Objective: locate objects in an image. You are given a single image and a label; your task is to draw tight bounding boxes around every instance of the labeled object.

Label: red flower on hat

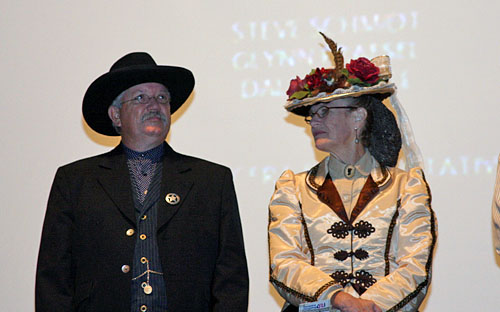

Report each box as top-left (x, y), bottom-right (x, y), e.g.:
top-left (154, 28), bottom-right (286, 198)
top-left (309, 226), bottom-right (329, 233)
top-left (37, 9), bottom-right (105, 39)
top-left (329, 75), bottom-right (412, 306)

top-left (305, 69), bottom-right (323, 90)
top-left (287, 68), bottom-right (337, 100)
top-left (346, 57), bottom-right (380, 84)
top-left (286, 76), bottom-right (306, 97)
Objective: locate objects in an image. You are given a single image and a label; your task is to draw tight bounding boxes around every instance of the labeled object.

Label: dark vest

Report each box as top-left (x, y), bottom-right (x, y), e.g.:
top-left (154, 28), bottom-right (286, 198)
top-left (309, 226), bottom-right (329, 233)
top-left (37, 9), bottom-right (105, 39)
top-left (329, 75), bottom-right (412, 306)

top-left (130, 162), bottom-right (168, 311)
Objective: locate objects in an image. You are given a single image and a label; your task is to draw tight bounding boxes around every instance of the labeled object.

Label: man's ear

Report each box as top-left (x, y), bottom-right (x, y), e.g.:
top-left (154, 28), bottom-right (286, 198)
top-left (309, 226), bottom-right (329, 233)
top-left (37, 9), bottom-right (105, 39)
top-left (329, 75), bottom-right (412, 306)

top-left (108, 106), bottom-right (121, 127)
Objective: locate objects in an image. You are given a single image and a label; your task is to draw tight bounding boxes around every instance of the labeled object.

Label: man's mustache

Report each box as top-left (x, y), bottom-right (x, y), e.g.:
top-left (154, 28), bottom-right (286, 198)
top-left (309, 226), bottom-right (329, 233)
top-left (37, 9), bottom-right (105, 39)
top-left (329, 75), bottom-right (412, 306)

top-left (141, 111), bottom-right (167, 122)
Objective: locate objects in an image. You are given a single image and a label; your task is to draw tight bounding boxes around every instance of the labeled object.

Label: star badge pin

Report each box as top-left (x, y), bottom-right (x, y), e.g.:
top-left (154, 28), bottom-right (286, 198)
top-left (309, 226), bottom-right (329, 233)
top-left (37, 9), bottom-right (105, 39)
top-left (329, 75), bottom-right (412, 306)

top-left (165, 193), bottom-right (180, 205)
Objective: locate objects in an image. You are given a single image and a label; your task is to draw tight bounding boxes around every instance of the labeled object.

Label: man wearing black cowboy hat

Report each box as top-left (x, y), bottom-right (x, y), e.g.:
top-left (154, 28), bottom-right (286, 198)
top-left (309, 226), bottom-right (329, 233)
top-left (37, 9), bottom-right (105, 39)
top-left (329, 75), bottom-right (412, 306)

top-left (35, 52), bottom-right (249, 311)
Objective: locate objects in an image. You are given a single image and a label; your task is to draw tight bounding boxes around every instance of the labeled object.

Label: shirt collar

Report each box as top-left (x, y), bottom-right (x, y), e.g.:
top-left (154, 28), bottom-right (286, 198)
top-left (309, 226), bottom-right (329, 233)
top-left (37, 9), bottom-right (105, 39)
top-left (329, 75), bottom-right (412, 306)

top-left (123, 143), bottom-right (164, 163)
top-left (327, 150), bottom-right (373, 179)
top-left (306, 152), bottom-right (392, 191)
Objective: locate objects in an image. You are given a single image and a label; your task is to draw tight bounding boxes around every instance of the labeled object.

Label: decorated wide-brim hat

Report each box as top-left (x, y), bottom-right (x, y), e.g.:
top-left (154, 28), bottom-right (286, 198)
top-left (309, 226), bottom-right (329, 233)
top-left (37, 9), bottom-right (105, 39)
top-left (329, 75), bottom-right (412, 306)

top-left (285, 33), bottom-right (396, 117)
top-left (83, 52), bottom-right (195, 136)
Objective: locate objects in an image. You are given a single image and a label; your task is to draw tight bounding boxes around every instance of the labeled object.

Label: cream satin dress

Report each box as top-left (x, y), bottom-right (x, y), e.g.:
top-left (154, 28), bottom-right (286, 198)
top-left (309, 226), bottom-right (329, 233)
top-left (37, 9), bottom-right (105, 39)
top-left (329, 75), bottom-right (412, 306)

top-left (492, 155), bottom-right (500, 255)
top-left (269, 152), bottom-right (437, 311)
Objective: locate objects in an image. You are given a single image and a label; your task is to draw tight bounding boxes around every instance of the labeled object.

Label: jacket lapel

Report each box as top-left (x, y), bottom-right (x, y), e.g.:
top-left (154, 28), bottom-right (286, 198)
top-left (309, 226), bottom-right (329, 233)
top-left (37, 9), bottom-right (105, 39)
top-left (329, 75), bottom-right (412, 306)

top-left (349, 164), bottom-right (391, 221)
top-left (307, 155), bottom-right (391, 223)
top-left (349, 175), bottom-right (379, 222)
top-left (157, 143), bottom-right (193, 232)
top-left (97, 145), bottom-right (137, 227)
top-left (317, 175), bottom-right (349, 223)
top-left (307, 157), bottom-right (350, 222)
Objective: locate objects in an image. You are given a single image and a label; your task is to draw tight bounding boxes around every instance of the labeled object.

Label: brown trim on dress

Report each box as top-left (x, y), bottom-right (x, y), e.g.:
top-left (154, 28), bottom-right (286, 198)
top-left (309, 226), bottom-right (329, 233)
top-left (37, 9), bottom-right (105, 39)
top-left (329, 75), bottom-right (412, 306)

top-left (314, 280), bottom-right (338, 299)
top-left (317, 174), bottom-right (349, 223)
top-left (317, 174), bottom-right (380, 224)
top-left (270, 277), bottom-right (338, 303)
top-left (270, 276), bottom-right (316, 302)
top-left (307, 163), bottom-right (321, 190)
top-left (350, 175), bottom-right (380, 222)
top-left (384, 199), bottom-right (401, 276)
top-left (299, 202), bottom-right (315, 266)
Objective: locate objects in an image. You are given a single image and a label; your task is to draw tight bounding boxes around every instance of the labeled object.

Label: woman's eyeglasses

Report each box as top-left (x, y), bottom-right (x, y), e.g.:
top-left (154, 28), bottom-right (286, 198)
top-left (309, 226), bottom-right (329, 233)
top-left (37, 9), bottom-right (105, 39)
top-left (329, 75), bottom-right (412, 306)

top-left (304, 106), bottom-right (356, 124)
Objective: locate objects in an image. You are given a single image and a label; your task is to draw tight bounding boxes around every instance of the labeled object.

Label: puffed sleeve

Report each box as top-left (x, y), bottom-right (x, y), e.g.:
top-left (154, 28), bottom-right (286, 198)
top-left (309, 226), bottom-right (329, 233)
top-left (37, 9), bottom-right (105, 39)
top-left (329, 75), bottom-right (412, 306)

top-left (361, 167), bottom-right (437, 312)
top-left (492, 155), bottom-right (500, 255)
top-left (269, 170), bottom-right (341, 307)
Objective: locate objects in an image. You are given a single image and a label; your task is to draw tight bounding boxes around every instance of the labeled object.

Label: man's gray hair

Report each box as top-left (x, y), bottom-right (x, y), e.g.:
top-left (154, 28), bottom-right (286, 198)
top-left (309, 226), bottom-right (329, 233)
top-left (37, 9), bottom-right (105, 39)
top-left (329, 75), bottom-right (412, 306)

top-left (109, 89), bottom-right (127, 134)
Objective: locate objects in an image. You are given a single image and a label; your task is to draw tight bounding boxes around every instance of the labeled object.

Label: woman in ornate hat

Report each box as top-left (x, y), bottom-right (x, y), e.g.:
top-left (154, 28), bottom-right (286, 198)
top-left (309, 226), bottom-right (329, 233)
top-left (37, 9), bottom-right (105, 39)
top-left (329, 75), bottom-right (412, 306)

top-left (268, 34), bottom-right (437, 312)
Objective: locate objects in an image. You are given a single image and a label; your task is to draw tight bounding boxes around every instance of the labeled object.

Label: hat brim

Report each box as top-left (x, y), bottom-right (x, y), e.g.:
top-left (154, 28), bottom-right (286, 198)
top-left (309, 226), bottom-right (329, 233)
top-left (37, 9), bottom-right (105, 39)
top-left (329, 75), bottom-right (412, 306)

top-left (285, 83), bottom-right (396, 117)
top-left (83, 65), bottom-right (194, 136)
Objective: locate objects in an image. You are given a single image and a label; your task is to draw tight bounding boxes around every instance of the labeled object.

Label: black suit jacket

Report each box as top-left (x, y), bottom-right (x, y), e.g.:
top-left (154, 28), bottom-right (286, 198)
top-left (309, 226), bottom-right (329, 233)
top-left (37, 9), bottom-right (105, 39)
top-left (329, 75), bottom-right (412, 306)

top-left (36, 143), bottom-right (249, 311)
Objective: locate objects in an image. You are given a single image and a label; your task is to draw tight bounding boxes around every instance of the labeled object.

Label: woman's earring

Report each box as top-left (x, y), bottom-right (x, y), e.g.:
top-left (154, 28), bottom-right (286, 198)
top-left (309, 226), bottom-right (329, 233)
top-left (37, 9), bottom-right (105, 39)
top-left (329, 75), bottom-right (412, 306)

top-left (354, 127), bottom-right (360, 144)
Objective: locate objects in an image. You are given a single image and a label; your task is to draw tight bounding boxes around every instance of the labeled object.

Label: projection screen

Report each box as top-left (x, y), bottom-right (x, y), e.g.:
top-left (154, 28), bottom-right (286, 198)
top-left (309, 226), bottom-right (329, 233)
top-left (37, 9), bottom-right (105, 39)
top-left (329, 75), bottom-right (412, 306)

top-left (1, 0), bottom-right (500, 310)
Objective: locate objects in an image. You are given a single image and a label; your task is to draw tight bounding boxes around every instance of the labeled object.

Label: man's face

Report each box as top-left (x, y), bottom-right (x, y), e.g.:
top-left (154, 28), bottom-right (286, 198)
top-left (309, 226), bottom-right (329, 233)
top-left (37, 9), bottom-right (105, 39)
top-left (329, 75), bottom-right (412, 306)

top-left (109, 82), bottom-right (171, 147)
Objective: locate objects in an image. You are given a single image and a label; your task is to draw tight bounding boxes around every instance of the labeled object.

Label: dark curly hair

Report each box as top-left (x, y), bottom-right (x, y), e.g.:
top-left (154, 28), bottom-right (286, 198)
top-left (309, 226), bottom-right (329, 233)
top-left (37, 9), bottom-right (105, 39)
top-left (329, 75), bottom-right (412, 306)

top-left (351, 95), bottom-right (401, 167)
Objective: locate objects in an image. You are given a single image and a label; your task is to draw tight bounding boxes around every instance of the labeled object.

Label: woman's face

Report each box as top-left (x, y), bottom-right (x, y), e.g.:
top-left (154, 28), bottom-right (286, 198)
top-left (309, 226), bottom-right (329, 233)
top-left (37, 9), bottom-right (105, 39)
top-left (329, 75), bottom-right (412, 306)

top-left (308, 97), bottom-right (365, 154)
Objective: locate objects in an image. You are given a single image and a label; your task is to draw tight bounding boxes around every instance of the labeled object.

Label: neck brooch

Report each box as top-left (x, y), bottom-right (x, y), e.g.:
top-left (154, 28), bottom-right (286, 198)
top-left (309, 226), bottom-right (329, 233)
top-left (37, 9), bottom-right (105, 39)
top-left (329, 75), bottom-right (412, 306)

top-left (344, 164), bottom-right (355, 178)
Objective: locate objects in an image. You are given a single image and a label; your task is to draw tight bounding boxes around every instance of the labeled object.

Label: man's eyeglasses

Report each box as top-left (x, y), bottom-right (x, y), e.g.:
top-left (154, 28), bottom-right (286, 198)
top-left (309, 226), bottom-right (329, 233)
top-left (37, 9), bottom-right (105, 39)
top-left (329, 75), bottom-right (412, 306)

top-left (121, 94), bottom-right (170, 106)
top-left (304, 106), bottom-right (356, 124)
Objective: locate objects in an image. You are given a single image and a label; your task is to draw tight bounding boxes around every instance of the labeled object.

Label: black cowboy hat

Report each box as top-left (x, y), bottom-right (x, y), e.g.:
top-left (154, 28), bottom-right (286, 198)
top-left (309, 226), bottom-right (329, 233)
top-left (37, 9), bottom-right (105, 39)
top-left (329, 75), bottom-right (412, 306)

top-left (82, 52), bottom-right (195, 136)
